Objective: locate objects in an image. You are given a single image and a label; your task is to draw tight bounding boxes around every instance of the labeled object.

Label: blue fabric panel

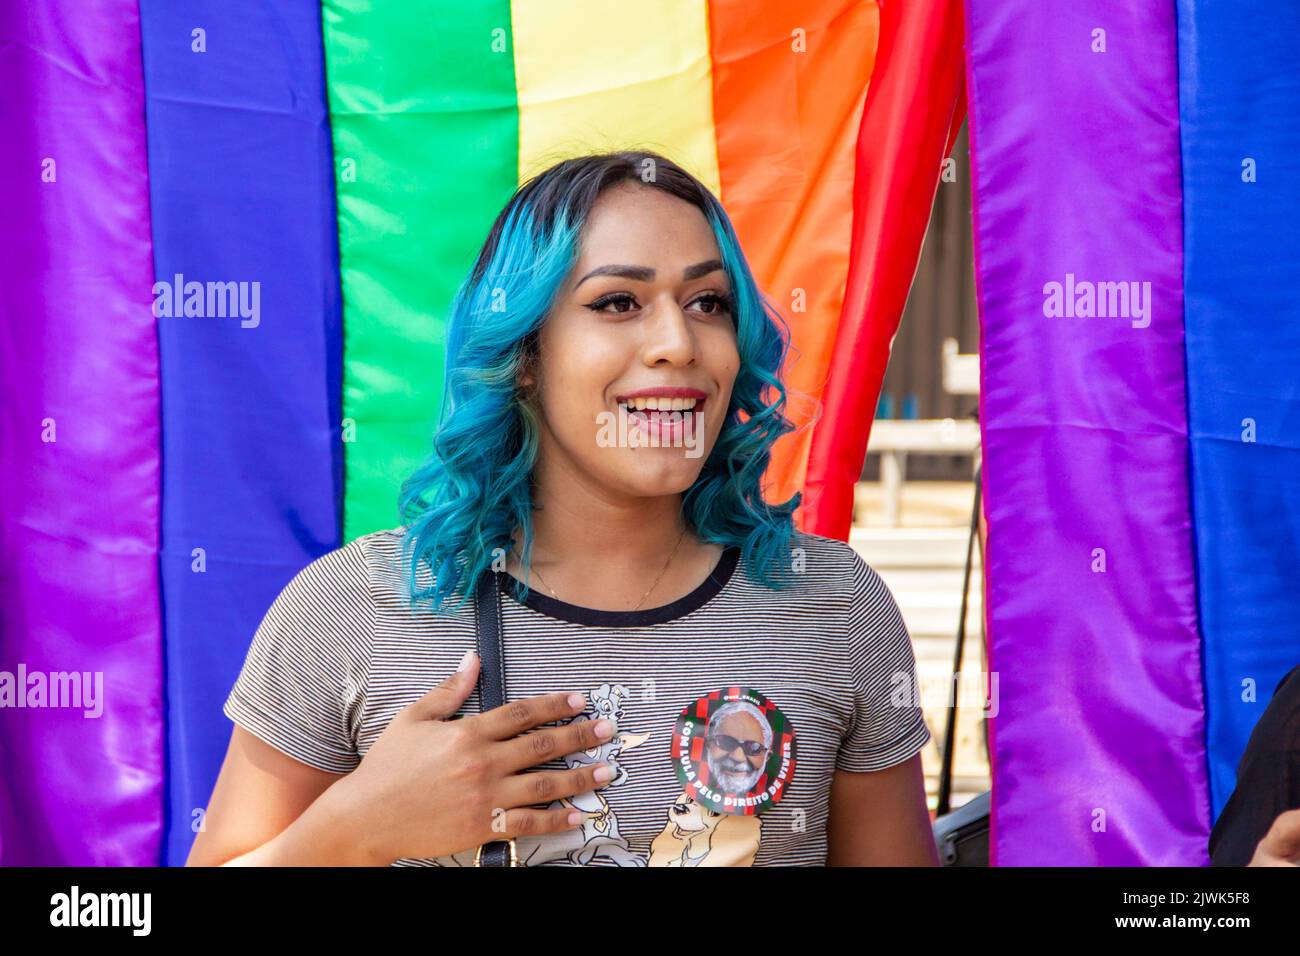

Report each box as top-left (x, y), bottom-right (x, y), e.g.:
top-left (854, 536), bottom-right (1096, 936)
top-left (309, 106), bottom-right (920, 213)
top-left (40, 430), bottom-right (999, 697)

top-left (1177, 0), bottom-right (1300, 818)
top-left (139, 1), bottom-right (343, 864)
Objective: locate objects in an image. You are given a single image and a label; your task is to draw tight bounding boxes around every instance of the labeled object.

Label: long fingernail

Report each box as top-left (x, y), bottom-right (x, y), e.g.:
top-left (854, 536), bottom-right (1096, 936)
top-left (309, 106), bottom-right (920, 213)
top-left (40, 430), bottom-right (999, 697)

top-left (456, 649), bottom-right (476, 672)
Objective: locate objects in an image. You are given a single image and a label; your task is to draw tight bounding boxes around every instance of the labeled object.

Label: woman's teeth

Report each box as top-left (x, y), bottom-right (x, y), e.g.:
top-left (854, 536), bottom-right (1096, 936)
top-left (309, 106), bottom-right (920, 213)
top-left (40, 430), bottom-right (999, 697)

top-left (616, 395), bottom-right (703, 447)
top-left (620, 397), bottom-right (699, 411)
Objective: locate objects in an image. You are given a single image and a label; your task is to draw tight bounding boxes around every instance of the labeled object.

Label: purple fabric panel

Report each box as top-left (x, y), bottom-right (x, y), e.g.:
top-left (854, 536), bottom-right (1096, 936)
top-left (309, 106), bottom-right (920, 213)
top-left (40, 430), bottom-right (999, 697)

top-left (964, 0), bottom-right (1210, 864)
top-left (0, 3), bottom-right (163, 863)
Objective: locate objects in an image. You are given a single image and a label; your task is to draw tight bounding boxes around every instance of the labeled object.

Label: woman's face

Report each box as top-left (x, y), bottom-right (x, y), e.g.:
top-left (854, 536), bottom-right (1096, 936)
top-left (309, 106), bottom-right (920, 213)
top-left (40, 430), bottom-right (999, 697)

top-left (526, 182), bottom-right (740, 501)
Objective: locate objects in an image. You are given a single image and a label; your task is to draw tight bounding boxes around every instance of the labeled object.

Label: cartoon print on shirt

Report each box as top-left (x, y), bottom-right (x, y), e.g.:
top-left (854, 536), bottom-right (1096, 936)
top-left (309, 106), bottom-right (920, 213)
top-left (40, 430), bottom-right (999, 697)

top-left (515, 682), bottom-right (651, 866)
top-left (648, 792), bottom-right (762, 866)
top-left (442, 684), bottom-right (793, 867)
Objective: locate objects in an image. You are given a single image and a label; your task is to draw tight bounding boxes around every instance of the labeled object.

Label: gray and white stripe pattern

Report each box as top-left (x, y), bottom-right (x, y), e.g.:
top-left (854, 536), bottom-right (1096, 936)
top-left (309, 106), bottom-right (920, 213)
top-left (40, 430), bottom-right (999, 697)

top-left (224, 527), bottom-right (930, 866)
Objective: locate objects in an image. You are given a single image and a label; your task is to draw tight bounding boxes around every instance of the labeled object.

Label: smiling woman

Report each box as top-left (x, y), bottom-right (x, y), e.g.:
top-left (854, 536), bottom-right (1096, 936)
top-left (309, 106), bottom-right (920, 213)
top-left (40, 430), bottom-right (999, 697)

top-left (400, 154), bottom-right (798, 613)
top-left (190, 151), bottom-right (937, 868)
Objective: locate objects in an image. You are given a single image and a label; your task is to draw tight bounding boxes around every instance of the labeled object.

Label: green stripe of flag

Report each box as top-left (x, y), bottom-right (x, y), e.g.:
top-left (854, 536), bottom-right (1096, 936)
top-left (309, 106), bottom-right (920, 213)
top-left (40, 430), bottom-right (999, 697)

top-left (322, 0), bottom-right (520, 540)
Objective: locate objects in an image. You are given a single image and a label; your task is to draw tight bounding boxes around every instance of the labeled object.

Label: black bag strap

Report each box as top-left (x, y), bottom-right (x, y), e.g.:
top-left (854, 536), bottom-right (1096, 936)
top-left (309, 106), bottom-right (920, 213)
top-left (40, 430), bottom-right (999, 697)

top-left (472, 569), bottom-right (513, 866)
top-left (474, 570), bottom-right (507, 711)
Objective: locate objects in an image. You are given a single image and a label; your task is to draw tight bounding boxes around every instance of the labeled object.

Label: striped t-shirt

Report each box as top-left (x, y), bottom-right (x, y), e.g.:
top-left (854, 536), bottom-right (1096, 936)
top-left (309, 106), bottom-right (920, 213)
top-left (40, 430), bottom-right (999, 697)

top-left (223, 527), bottom-right (931, 866)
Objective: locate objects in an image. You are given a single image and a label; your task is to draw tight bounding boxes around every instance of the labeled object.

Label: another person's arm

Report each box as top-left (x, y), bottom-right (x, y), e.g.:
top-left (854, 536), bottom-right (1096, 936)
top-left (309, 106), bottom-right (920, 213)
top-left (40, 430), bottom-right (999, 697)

top-left (1247, 808), bottom-right (1300, 867)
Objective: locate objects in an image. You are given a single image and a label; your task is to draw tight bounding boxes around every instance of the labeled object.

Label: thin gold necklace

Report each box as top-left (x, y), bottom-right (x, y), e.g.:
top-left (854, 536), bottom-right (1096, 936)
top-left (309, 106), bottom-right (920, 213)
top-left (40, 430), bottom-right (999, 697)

top-left (520, 526), bottom-right (689, 612)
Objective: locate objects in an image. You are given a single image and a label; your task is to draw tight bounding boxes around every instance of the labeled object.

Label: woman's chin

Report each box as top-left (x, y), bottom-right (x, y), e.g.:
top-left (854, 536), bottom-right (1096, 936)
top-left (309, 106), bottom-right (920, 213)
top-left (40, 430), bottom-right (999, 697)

top-left (608, 455), bottom-right (707, 498)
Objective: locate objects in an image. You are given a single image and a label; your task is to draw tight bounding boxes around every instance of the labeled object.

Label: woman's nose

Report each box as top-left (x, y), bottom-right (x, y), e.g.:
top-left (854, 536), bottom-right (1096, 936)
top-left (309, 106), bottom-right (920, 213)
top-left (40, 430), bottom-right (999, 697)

top-left (641, 298), bottom-right (695, 366)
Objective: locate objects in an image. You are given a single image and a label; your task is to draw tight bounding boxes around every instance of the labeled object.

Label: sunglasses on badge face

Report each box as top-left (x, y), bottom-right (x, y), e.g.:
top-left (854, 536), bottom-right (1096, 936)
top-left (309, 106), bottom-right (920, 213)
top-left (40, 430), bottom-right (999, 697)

top-left (707, 733), bottom-right (768, 760)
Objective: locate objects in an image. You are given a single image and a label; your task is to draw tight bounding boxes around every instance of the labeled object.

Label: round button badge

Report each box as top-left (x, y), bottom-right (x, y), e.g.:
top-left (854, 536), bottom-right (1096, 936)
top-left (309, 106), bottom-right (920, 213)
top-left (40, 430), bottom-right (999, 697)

top-left (670, 687), bottom-right (797, 816)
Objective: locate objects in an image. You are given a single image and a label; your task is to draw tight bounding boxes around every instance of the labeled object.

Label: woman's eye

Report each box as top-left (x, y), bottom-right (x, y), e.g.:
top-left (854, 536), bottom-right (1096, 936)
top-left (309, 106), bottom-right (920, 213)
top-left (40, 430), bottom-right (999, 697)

top-left (586, 291), bottom-right (732, 316)
top-left (587, 292), bottom-right (637, 314)
top-left (692, 293), bottom-right (733, 315)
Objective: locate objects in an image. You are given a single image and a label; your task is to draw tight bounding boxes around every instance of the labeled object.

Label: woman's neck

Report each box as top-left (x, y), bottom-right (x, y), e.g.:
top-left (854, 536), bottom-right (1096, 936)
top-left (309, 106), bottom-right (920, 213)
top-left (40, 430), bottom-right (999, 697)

top-left (507, 463), bottom-right (723, 612)
top-left (530, 488), bottom-right (688, 567)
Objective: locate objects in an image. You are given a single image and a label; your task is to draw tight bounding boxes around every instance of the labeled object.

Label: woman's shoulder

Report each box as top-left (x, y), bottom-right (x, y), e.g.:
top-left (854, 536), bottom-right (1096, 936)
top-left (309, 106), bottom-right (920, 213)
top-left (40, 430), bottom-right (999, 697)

top-left (766, 531), bottom-right (902, 620)
top-left (785, 530), bottom-right (878, 587)
top-left (274, 526), bottom-right (412, 611)
top-left (727, 530), bottom-right (887, 609)
top-left (345, 525), bottom-right (410, 576)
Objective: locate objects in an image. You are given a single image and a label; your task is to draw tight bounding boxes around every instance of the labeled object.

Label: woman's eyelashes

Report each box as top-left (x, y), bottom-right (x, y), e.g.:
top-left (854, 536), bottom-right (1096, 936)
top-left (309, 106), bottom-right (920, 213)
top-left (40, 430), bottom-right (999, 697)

top-left (583, 291), bottom-right (734, 316)
top-left (585, 291), bottom-right (638, 314)
top-left (694, 292), bottom-right (734, 315)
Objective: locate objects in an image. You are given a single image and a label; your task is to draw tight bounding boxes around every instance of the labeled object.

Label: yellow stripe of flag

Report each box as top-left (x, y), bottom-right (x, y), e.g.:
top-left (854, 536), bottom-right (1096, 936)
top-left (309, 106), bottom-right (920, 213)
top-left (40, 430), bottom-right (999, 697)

top-left (511, 0), bottom-right (722, 196)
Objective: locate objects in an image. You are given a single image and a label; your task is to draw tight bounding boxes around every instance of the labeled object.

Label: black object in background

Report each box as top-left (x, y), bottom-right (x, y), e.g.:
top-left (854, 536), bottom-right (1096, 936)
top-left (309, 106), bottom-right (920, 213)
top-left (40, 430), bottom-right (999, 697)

top-left (1209, 663), bottom-right (1300, 866)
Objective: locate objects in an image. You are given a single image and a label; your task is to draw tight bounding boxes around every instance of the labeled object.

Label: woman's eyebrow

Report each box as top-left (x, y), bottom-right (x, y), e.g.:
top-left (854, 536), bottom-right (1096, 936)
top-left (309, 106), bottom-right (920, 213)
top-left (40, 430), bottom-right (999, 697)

top-left (683, 259), bottom-right (724, 281)
top-left (574, 259), bottom-right (725, 288)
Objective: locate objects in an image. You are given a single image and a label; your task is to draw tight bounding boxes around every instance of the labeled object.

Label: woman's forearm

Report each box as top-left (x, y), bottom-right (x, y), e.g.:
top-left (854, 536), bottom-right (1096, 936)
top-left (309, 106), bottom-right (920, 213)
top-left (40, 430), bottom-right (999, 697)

top-left (216, 778), bottom-right (388, 867)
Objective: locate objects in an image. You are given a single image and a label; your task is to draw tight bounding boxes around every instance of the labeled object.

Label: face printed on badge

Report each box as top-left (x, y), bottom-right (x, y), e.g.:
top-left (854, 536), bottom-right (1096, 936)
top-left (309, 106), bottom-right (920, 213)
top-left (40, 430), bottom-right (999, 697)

top-left (670, 687), bottom-right (797, 816)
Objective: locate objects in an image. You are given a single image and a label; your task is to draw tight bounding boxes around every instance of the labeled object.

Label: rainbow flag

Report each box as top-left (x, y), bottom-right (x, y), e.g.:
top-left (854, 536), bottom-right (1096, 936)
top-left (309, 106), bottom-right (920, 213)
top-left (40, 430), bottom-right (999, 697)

top-left (0, 0), bottom-right (962, 864)
top-left (967, 0), bottom-right (1300, 863)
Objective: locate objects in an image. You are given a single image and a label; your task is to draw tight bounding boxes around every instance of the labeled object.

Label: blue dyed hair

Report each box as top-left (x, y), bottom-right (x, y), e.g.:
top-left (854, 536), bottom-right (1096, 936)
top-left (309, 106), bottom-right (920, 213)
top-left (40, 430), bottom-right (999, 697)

top-left (399, 150), bottom-right (801, 614)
